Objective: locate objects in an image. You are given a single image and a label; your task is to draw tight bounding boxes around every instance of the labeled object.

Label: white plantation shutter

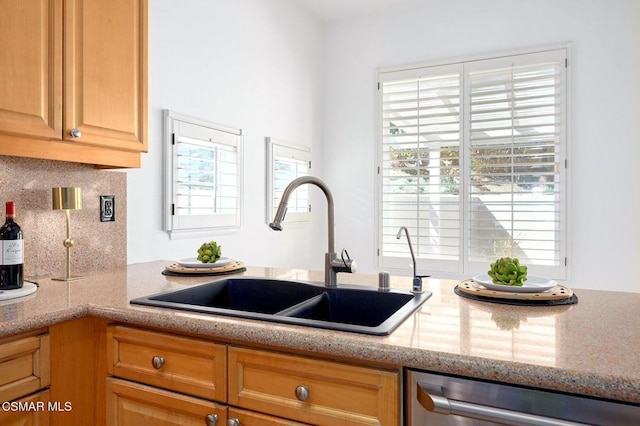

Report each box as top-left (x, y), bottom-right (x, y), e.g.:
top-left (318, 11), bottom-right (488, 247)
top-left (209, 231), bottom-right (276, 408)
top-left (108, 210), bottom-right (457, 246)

top-left (379, 65), bottom-right (463, 273)
top-left (164, 111), bottom-right (243, 236)
top-left (378, 48), bottom-right (568, 279)
top-left (465, 51), bottom-right (566, 278)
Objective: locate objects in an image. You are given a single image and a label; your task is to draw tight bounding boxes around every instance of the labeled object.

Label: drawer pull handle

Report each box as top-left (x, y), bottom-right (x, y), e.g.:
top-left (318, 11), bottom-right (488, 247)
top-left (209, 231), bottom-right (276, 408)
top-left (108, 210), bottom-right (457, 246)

top-left (204, 413), bottom-right (219, 426)
top-left (151, 356), bottom-right (165, 369)
top-left (295, 385), bottom-right (310, 401)
top-left (70, 128), bottom-right (82, 138)
top-left (227, 419), bottom-right (240, 426)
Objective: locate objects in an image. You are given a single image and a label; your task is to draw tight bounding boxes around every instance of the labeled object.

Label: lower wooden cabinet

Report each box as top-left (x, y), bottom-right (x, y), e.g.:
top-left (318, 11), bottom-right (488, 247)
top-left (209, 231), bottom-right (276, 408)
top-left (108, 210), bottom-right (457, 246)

top-left (105, 325), bottom-right (401, 426)
top-left (0, 331), bottom-right (51, 426)
top-left (0, 389), bottom-right (51, 426)
top-left (0, 332), bottom-right (50, 403)
top-left (228, 346), bottom-right (400, 425)
top-left (106, 378), bottom-right (226, 426)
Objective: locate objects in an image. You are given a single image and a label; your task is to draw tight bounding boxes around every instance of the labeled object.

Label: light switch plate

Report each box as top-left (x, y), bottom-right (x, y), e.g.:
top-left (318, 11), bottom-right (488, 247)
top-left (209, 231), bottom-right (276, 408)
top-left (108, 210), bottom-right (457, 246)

top-left (100, 195), bottom-right (115, 222)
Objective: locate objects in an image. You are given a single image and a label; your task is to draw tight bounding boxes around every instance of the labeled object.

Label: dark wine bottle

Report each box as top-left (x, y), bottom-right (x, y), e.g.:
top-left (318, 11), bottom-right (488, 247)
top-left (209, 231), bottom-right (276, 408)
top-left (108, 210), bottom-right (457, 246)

top-left (0, 201), bottom-right (24, 289)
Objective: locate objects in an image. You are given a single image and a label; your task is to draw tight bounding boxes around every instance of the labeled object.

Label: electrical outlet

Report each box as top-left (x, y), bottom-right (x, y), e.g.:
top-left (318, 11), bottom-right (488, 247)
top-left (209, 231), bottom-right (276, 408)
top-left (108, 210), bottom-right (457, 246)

top-left (100, 196), bottom-right (115, 222)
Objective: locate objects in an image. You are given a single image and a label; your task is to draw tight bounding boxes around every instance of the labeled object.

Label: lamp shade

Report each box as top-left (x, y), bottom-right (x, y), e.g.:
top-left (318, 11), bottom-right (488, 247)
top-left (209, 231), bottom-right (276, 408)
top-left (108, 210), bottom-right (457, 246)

top-left (52, 187), bottom-right (82, 210)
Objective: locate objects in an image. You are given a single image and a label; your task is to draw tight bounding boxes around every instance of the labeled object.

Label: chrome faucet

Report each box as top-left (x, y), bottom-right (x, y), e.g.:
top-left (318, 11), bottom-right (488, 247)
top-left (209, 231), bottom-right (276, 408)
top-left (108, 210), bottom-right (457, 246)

top-left (396, 226), bottom-right (429, 293)
top-left (269, 176), bottom-right (356, 287)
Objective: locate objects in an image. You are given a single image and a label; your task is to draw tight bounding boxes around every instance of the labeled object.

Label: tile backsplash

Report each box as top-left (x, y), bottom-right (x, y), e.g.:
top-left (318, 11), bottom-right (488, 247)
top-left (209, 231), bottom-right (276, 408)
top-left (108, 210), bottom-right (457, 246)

top-left (0, 156), bottom-right (126, 278)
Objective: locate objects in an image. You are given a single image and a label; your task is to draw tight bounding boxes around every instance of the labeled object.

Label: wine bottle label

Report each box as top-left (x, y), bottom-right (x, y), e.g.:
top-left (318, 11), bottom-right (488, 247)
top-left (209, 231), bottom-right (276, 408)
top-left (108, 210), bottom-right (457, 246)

top-left (1, 240), bottom-right (24, 265)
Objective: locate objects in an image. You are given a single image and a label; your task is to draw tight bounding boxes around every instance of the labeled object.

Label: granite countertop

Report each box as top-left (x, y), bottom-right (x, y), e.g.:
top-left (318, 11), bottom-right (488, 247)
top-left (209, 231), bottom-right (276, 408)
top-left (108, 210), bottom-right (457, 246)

top-left (0, 261), bottom-right (638, 404)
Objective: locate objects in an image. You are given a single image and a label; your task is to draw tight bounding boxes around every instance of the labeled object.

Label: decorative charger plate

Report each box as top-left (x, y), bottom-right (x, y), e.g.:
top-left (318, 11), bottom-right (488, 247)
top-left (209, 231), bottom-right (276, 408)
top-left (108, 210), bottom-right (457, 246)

top-left (473, 274), bottom-right (556, 293)
top-left (458, 279), bottom-right (574, 302)
top-left (176, 257), bottom-right (232, 268)
top-left (164, 260), bottom-right (245, 276)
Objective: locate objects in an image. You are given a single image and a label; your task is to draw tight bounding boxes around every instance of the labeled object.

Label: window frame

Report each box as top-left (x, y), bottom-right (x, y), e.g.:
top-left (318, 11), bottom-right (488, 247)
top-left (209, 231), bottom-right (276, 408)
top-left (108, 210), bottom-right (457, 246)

top-left (265, 137), bottom-right (311, 224)
top-left (375, 44), bottom-right (570, 280)
top-left (163, 110), bottom-right (243, 239)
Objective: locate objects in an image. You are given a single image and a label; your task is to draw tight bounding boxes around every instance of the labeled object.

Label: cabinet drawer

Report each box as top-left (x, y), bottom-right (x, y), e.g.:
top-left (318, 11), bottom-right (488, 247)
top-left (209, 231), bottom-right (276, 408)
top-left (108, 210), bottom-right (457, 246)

top-left (0, 333), bottom-right (50, 402)
top-left (107, 325), bottom-right (226, 402)
top-left (107, 378), bottom-right (226, 426)
top-left (228, 347), bottom-right (400, 426)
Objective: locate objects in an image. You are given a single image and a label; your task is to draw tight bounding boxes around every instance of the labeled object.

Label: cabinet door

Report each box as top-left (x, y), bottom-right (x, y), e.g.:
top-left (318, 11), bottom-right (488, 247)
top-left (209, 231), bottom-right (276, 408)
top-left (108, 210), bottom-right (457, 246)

top-left (106, 378), bottom-right (227, 426)
top-left (63, 0), bottom-right (147, 152)
top-left (0, 0), bottom-right (62, 140)
top-left (229, 347), bottom-right (400, 426)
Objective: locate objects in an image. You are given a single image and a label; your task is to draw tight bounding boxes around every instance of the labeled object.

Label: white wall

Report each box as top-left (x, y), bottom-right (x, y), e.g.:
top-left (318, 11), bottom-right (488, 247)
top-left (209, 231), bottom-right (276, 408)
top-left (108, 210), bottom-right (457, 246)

top-left (321, 0), bottom-right (640, 292)
top-left (127, 0), bottom-right (327, 271)
top-left (129, 0), bottom-right (639, 293)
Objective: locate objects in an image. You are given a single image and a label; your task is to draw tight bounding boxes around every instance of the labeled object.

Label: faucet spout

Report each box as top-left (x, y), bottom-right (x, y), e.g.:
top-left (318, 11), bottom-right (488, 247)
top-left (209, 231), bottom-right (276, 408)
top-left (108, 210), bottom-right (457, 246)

top-left (269, 176), bottom-right (335, 253)
top-left (396, 226), bottom-right (417, 280)
top-left (396, 226), bottom-right (428, 293)
top-left (269, 176), bottom-right (355, 287)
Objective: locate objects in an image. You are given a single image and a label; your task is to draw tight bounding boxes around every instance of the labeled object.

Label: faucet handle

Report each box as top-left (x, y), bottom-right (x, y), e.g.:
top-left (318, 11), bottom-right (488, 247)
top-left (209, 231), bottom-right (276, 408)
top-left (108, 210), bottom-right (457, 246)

top-left (334, 249), bottom-right (357, 273)
top-left (341, 249), bottom-right (351, 265)
top-left (412, 274), bottom-right (430, 294)
top-left (342, 249), bottom-right (357, 273)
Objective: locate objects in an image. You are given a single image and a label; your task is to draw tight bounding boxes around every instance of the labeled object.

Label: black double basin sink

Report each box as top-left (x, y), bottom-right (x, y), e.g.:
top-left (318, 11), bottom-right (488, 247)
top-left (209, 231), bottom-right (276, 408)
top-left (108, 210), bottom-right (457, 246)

top-left (130, 277), bottom-right (431, 335)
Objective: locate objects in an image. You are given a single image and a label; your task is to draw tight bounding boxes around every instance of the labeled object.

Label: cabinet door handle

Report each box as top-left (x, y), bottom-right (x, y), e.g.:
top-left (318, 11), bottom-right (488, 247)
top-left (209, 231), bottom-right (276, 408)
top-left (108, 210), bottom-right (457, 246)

top-left (295, 385), bottom-right (309, 401)
top-left (70, 128), bottom-right (82, 138)
top-left (204, 413), bottom-right (218, 426)
top-left (151, 355), bottom-right (165, 369)
top-left (226, 419), bottom-right (240, 426)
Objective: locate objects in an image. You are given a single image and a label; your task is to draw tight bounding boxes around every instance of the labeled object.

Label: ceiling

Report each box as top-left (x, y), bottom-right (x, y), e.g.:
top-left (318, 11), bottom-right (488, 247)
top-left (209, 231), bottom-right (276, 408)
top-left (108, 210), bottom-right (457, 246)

top-left (296, 0), bottom-right (425, 23)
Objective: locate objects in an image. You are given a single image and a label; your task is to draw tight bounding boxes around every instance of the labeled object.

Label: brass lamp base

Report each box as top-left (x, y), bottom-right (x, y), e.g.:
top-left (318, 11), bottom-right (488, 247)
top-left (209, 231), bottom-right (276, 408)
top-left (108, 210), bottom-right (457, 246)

top-left (52, 275), bottom-right (85, 282)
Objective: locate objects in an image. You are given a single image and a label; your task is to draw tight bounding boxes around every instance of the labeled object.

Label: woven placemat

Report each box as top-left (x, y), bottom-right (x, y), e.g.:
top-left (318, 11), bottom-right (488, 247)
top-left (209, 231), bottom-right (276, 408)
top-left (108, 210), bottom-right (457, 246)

top-left (455, 279), bottom-right (578, 306)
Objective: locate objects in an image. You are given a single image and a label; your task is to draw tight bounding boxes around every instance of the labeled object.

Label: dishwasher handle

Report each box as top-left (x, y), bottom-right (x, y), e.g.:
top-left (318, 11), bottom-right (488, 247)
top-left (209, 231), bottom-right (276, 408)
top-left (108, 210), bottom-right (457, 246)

top-left (417, 383), bottom-right (588, 426)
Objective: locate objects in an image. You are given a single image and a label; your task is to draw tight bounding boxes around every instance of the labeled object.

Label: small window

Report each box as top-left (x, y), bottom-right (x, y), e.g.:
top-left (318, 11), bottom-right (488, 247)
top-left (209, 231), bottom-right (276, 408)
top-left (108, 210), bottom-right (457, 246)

top-left (164, 110), bottom-right (243, 238)
top-left (266, 137), bottom-right (311, 223)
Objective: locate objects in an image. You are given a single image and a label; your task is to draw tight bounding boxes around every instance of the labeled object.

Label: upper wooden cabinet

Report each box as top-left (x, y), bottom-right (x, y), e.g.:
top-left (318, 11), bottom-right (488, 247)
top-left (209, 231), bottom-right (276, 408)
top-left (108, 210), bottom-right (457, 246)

top-left (64, 0), bottom-right (147, 153)
top-left (0, 0), bottom-right (62, 140)
top-left (0, 0), bottom-right (147, 168)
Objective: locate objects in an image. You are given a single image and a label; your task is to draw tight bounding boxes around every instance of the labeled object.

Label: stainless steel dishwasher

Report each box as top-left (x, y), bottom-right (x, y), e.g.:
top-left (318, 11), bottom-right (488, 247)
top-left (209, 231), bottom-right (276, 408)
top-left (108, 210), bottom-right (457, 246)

top-left (406, 369), bottom-right (640, 425)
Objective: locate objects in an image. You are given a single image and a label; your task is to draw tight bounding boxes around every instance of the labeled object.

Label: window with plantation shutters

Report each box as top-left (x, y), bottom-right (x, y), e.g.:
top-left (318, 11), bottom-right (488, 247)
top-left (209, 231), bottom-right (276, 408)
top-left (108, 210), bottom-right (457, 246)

top-left (163, 110), bottom-right (243, 238)
top-left (377, 48), bottom-right (568, 279)
top-left (266, 137), bottom-right (311, 223)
